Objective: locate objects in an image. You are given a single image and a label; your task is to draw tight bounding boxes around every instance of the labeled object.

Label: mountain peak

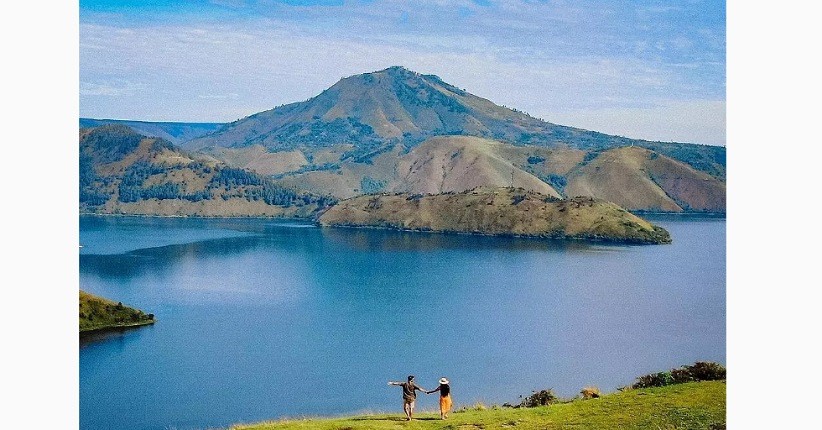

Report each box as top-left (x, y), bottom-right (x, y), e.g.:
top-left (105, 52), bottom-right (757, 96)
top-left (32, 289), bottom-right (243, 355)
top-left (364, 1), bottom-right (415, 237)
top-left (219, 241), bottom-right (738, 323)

top-left (341, 66), bottom-right (446, 87)
top-left (181, 67), bottom-right (725, 183)
top-left (373, 65), bottom-right (416, 76)
top-left (186, 66), bottom-right (561, 150)
top-left (379, 65), bottom-right (412, 73)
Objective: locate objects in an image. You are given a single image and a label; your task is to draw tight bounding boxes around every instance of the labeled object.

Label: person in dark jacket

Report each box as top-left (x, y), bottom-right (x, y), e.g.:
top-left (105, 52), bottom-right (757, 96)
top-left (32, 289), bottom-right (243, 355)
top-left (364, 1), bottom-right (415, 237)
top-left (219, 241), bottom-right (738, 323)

top-left (426, 377), bottom-right (452, 419)
top-left (388, 375), bottom-right (429, 420)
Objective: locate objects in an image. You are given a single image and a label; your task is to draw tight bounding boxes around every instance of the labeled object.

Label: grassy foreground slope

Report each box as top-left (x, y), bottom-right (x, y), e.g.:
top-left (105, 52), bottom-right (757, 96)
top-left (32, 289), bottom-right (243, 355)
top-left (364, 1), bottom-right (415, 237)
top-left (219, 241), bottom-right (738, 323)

top-left (79, 290), bottom-right (155, 333)
top-left (232, 381), bottom-right (725, 430)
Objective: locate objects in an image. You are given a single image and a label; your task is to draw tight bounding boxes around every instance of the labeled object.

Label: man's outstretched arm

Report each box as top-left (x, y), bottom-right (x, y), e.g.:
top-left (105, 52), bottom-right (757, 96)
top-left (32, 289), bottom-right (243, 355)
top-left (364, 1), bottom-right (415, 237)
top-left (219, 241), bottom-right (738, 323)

top-left (414, 383), bottom-right (429, 393)
top-left (388, 381), bottom-right (403, 386)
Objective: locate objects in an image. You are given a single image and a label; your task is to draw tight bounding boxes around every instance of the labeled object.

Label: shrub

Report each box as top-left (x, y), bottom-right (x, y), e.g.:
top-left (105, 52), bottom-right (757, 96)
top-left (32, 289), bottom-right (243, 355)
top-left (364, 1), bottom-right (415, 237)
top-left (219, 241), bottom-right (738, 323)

top-left (511, 194), bottom-right (527, 205)
top-left (633, 371), bottom-right (674, 389)
top-left (686, 361), bottom-right (726, 381)
top-left (632, 362), bottom-right (726, 389)
top-left (527, 155), bottom-right (546, 164)
top-left (360, 176), bottom-right (387, 194)
top-left (520, 389), bottom-right (557, 407)
top-left (580, 386), bottom-right (601, 399)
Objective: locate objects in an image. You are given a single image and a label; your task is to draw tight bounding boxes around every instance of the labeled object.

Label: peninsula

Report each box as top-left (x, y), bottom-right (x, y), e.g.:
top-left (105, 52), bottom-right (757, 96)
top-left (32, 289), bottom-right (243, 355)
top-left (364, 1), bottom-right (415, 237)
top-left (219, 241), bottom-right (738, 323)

top-left (318, 187), bottom-right (672, 244)
top-left (79, 290), bottom-right (155, 334)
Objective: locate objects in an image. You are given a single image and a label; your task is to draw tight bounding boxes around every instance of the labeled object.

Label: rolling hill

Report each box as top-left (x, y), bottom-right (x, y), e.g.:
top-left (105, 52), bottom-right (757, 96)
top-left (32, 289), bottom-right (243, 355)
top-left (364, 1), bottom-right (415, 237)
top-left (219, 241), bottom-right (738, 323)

top-left (79, 125), bottom-right (334, 217)
top-left (319, 187), bottom-right (672, 244)
top-left (565, 146), bottom-right (726, 212)
top-left (258, 135), bottom-right (724, 212)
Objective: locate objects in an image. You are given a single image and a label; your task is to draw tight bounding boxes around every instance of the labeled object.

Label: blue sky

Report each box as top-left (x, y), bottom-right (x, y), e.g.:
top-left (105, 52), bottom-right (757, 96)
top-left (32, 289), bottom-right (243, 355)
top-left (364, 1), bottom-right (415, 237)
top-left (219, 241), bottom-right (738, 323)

top-left (79, 0), bottom-right (726, 145)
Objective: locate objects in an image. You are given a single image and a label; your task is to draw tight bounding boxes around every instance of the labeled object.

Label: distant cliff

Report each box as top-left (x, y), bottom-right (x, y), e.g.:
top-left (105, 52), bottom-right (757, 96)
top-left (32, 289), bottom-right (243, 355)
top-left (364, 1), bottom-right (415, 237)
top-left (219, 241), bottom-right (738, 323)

top-left (318, 187), bottom-right (672, 244)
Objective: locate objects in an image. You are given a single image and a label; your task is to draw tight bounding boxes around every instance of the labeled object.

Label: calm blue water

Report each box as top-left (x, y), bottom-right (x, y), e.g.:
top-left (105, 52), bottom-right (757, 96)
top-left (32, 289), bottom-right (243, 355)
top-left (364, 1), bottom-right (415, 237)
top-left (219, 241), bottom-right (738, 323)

top-left (79, 214), bottom-right (725, 430)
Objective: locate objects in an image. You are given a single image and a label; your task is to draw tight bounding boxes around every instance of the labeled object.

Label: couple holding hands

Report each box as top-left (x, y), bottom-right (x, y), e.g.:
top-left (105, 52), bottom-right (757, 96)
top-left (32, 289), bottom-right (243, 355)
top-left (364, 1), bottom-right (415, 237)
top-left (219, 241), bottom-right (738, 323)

top-left (388, 375), bottom-right (452, 421)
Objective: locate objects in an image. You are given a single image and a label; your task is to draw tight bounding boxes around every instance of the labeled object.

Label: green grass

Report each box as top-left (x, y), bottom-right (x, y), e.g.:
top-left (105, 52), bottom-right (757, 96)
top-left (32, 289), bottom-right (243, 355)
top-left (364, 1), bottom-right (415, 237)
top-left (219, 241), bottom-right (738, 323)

top-left (230, 381), bottom-right (725, 430)
top-left (79, 290), bottom-right (155, 333)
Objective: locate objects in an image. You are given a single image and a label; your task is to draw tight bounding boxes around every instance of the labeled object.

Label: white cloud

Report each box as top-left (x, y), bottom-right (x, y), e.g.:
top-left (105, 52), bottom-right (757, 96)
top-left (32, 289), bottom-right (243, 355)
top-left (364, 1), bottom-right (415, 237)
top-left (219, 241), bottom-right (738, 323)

top-left (546, 100), bottom-right (726, 145)
top-left (198, 93), bottom-right (241, 100)
top-left (80, 80), bottom-right (144, 96)
top-left (79, 1), bottom-right (725, 144)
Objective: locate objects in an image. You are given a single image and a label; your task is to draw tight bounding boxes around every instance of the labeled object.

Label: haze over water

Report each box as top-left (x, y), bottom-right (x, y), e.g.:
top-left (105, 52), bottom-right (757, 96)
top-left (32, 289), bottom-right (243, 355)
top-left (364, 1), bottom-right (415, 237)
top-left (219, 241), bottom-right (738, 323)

top-left (79, 215), bottom-right (725, 430)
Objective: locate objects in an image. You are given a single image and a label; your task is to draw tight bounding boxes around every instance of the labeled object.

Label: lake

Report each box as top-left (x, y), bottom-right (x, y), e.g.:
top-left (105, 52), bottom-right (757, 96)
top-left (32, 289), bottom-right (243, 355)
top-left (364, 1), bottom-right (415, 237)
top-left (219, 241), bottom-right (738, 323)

top-left (79, 214), bottom-right (725, 430)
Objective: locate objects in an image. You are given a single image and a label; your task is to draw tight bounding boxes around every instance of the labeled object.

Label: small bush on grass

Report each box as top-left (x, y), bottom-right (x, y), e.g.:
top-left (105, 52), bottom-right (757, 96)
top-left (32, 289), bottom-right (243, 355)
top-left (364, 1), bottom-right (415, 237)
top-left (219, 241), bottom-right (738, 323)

top-left (580, 386), bottom-right (601, 399)
top-left (633, 362), bottom-right (726, 389)
top-left (686, 361), bottom-right (726, 381)
top-left (633, 371), bottom-right (675, 389)
top-left (520, 389), bottom-right (558, 407)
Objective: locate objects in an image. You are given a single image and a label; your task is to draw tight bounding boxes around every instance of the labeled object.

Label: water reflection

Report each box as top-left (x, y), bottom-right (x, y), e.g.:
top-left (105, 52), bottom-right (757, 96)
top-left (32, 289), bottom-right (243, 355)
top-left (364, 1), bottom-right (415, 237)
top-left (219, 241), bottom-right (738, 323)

top-left (320, 226), bottom-right (601, 253)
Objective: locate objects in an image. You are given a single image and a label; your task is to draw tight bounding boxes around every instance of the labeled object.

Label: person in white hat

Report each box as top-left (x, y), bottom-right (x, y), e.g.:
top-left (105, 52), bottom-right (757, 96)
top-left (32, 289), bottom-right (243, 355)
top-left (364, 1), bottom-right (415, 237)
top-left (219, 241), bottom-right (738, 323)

top-left (426, 377), bottom-right (452, 419)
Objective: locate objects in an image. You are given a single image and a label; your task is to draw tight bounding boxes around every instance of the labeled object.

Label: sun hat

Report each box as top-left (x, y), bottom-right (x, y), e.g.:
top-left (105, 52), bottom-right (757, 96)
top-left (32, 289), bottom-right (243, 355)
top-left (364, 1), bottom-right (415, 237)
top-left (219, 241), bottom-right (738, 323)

top-left (439, 377), bottom-right (449, 385)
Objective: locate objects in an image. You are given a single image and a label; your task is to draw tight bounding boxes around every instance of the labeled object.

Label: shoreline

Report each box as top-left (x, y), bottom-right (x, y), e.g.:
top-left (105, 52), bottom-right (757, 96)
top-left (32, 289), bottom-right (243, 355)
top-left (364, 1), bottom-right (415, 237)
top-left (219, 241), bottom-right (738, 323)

top-left (319, 222), bottom-right (671, 245)
top-left (79, 319), bottom-right (156, 337)
top-left (79, 212), bottom-right (317, 222)
top-left (79, 208), bottom-right (724, 221)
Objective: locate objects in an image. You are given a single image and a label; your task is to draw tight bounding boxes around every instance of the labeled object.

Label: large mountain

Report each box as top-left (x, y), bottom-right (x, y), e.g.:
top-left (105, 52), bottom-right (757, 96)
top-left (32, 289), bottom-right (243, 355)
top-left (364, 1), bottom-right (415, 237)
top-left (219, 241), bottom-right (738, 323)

top-left (184, 66), bottom-right (725, 180)
top-left (84, 66), bottom-right (725, 213)
top-left (79, 125), bottom-right (333, 217)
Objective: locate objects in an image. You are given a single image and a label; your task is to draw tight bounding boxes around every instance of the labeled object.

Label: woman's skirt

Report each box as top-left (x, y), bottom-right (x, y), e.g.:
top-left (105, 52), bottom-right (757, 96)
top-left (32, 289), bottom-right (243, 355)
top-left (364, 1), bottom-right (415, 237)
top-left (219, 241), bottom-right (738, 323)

top-left (439, 394), bottom-right (452, 413)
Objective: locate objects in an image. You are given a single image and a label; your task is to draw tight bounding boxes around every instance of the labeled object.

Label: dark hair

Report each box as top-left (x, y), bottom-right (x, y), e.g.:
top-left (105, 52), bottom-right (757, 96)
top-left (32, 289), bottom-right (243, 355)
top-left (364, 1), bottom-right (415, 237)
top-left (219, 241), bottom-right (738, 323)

top-left (408, 375), bottom-right (414, 381)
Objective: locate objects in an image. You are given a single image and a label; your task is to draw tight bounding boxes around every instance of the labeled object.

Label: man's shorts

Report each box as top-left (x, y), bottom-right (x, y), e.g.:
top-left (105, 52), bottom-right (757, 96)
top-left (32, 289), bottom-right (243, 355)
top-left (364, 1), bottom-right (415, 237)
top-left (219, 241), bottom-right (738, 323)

top-left (403, 398), bottom-right (415, 409)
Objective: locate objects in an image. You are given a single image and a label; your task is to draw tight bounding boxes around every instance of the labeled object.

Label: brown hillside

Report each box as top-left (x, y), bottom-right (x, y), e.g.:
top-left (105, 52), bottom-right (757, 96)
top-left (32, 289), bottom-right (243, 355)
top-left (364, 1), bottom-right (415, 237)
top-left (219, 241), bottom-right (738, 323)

top-left (644, 151), bottom-right (726, 211)
top-left (260, 136), bottom-right (572, 199)
top-left (319, 187), bottom-right (671, 244)
top-left (202, 136), bottom-right (723, 213)
top-left (565, 146), bottom-right (725, 212)
top-left (202, 145), bottom-right (309, 176)
top-left (393, 136), bottom-right (562, 197)
top-left (107, 199), bottom-right (316, 217)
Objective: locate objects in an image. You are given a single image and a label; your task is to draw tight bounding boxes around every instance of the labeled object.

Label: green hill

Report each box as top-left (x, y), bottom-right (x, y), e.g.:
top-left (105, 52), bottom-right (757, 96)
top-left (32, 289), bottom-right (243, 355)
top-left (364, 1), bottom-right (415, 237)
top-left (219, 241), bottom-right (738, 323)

top-left (79, 125), bottom-right (335, 217)
top-left (79, 290), bottom-right (155, 333)
top-left (231, 381), bottom-right (726, 430)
